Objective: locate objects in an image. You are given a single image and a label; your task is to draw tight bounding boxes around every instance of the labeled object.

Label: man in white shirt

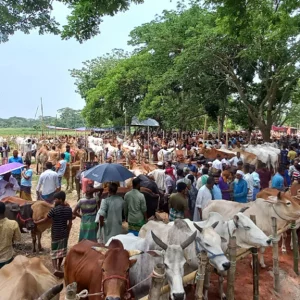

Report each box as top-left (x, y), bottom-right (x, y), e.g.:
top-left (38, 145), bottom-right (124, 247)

top-left (243, 163), bottom-right (254, 202)
top-left (193, 176), bottom-right (214, 221)
top-left (31, 141), bottom-right (37, 158)
top-left (0, 172), bottom-right (20, 200)
top-left (148, 162), bottom-right (166, 192)
top-left (229, 152), bottom-right (243, 167)
top-left (36, 162), bottom-right (60, 204)
top-left (212, 154), bottom-right (222, 171)
top-left (221, 154), bottom-right (230, 166)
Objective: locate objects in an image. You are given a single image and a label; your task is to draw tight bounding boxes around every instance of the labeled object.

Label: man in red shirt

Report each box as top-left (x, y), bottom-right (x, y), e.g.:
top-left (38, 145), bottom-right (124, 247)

top-left (257, 163), bottom-right (272, 190)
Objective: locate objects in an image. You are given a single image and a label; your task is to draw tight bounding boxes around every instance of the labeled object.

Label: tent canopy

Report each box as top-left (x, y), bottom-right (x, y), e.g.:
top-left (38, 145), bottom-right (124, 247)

top-left (131, 116), bottom-right (159, 127)
top-left (46, 125), bottom-right (71, 130)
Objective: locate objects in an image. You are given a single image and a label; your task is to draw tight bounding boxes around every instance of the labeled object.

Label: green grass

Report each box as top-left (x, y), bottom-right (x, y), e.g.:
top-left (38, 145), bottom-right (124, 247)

top-left (0, 128), bottom-right (78, 136)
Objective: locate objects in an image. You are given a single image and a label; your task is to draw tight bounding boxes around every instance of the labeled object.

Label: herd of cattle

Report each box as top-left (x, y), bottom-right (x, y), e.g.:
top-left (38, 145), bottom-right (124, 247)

top-left (0, 187), bottom-right (299, 300)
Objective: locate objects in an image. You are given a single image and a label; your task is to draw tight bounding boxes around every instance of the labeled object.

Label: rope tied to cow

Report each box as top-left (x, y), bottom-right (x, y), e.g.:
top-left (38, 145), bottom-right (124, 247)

top-left (68, 269), bottom-right (166, 299)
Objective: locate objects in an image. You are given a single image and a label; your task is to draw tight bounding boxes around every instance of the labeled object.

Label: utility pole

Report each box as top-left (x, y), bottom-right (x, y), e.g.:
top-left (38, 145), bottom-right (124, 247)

top-left (41, 97), bottom-right (44, 136)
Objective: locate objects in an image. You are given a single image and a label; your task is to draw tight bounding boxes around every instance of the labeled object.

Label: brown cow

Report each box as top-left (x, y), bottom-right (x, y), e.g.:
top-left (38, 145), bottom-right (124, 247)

top-left (31, 201), bottom-right (53, 252)
top-left (0, 256), bottom-right (60, 300)
top-left (64, 239), bottom-right (142, 300)
top-left (257, 188), bottom-right (296, 253)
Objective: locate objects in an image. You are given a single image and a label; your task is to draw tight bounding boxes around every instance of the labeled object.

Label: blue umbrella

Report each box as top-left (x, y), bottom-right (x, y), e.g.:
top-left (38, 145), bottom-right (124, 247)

top-left (83, 163), bottom-right (135, 183)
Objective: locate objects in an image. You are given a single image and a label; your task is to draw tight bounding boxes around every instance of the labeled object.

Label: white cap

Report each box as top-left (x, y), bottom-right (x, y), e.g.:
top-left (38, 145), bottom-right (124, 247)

top-left (157, 162), bottom-right (164, 166)
top-left (236, 170), bottom-right (244, 176)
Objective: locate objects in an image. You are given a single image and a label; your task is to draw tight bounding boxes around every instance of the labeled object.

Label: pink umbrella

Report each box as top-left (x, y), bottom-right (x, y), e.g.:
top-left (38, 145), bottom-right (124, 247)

top-left (0, 162), bottom-right (24, 175)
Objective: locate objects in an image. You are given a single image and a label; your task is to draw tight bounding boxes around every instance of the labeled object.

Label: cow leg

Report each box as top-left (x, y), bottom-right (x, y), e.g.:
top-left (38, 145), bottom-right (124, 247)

top-left (281, 232), bottom-right (287, 253)
top-left (36, 162), bottom-right (39, 175)
top-left (218, 275), bottom-right (226, 300)
top-left (31, 231), bottom-right (37, 253)
top-left (259, 247), bottom-right (266, 268)
top-left (71, 175), bottom-right (74, 191)
top-left (37, 231), bottom-right (44, 252)
top-left (203, 265), bottom-right (211, 300)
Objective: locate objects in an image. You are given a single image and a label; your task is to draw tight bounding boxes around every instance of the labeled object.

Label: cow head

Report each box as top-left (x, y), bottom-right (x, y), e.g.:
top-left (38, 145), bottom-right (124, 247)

top-left (231, 212), bottom-right (272, 248)
top-left (148, 230), bottom-right (197, 300)
top-left (265, 192), bottom-right (300, 221)
top-left (193, 222), bottom-right (231, 272)
top-left (92, 239), bottom-right (142, 300)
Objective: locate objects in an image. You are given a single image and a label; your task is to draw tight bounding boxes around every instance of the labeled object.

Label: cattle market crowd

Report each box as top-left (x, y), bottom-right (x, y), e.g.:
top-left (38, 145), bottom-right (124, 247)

top-left (0, 130), bottom-right (300, 299)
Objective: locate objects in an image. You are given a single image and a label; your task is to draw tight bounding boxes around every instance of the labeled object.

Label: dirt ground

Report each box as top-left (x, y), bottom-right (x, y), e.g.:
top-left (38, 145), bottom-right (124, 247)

top-left (14, 177), bottom-right (300, 300)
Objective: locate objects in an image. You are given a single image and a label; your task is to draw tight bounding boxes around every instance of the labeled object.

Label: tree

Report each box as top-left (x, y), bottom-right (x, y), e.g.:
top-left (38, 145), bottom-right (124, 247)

top-left (0, 0), bottom-right (144, 43)
top-left (196, 0), bottom-right (300, 140)
top-left (56, 107), bottom-right (85, 128)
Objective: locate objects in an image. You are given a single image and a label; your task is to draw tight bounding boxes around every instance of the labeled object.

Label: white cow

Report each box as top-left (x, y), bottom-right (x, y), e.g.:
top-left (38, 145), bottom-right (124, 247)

top-left (107, 221), bottom-right (197, 300)
top-left (195, 211), bottom-right (272, 299)
top-left (203, 195), bottom-right (300, 267)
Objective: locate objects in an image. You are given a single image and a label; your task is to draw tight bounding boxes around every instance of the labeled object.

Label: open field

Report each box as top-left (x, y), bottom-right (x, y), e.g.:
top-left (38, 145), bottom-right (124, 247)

top-left (0, 127), bottom-right (80, 136)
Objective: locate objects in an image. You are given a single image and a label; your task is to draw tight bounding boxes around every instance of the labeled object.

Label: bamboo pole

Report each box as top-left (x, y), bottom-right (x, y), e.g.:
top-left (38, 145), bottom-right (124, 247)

top-left (226, 236), bottom-right (237, 300)
top-left (148, 264), bottom-right (165, 300)
top-left (291, 220), bottom-right (299, 275)
top-left (40, 97), bottom-right (44, 136)
top-left (140, 271), bottom-right (197, 300)
top-left (272, 217), bottom-right (280, 293)
top-left (225, 116), bottom-right (229, 148)
top-left (203, 115), bottom-right (207, 142)
top-left (250, 215), bottom-right (259, 300)
top-left (195, 251), bottom-right (208, 300)
top-left (65, 282), bottom-right (77, 300)
top-left (217, 116), bottom-right (220, 141)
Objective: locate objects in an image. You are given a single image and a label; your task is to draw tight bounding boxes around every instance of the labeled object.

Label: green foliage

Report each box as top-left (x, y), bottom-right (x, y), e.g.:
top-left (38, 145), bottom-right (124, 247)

top-left (72, 1), bottom-right (300, 138)
top-left (0, 107), bottom-right (84, 129)
top-left (0, 0), bottom-right (144, 43)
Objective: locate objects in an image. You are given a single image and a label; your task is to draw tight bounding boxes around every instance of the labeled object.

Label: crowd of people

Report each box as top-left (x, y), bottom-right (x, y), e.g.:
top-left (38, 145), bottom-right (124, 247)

top-left (1, 134), bottom-right (300, 277)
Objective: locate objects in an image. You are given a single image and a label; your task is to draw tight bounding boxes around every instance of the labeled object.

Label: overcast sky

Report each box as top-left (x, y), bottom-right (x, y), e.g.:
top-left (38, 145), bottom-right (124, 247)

top-left (0, 0), bottom-right (178, 119)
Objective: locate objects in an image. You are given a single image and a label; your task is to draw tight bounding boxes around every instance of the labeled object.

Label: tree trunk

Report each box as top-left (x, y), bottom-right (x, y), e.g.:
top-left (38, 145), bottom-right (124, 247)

top-left (260, 124), bottom-right (271, 142)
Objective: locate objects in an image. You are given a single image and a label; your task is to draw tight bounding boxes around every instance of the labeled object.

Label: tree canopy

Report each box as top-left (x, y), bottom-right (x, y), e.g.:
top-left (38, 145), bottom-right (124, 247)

top-left (0, 0), bottom-right (144, 43)
top-left (71, 0), bottom-right (300, 140)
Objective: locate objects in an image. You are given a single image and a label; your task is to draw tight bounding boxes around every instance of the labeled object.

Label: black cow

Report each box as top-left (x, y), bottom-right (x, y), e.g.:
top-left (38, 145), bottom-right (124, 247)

top-left (4, 203), bottom-right (35, 232)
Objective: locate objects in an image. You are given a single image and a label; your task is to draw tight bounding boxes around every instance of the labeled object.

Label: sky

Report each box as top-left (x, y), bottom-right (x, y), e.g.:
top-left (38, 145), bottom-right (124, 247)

top-left (0, 0), bottom-right (179, 119)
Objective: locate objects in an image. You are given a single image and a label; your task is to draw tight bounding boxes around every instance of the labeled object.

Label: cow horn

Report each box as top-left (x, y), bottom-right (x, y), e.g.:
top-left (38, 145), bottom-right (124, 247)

top-left (92, 246), bottom-right (109, 254)
top-left (127, 250), bottom-right (144, 257)
top-left (151, 231), bottom-right (167, 250)
top-left (36, 283), bottom-right (63, 300)
top-left (181, 231), bottom-right (197, 250)
top-left (239, 207), bottom-right (250, 213)
top-left (194, 223), bottom-right (203, 233)
top-left (277, 191), bottom-right (282, 200)
top-left (211, 221), bottom-right (219, 229)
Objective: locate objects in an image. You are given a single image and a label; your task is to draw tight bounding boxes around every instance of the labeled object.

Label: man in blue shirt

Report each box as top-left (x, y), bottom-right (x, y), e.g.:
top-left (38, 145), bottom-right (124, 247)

top-left (64, 146), bottom-right (71, 163)
top-left (186, 158), bottom-right (197, 175)
top-left (272, 165), bottom-right (285, 191)
top-left (280, 145), bottom-right (289, 166)
top-left (8, 150), bottom-right (23, 186)
top-left (233, 170), bottom-right (248, 203)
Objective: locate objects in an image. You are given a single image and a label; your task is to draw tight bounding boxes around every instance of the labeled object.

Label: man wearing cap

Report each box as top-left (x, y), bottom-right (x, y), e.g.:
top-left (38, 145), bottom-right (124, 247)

top-left (0, 172), bottom-right (20, 200)
top-left (148, 162), bottom-right (166, 192)
top-left (233, 170), bottom-right (248, 203)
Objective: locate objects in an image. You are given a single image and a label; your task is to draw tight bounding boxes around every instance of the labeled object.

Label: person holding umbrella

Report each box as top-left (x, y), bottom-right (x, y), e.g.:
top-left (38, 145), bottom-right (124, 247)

top-left (124, 177), bottom-right (147, 236)
top-left (0, 171), bottom-right (20, 200)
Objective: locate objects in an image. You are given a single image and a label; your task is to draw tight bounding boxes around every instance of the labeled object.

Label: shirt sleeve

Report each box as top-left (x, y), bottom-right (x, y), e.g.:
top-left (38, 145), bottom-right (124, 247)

top-left (98, 198), bottom-right (108, 218)
top-left (47, 207), bottom-right (55, 219)
top-left (13, 222), bottom-right (22, 243)
top-left (55, 174), bottom-right (59, 189)
top-left (124, 195), bottom-right (128, 219)
top-left (195, 189), bottom-right (204, 208)
top-left (36, 175), bottom-right (43, 192)
top-left (11, 177), bottom-right (20, 191)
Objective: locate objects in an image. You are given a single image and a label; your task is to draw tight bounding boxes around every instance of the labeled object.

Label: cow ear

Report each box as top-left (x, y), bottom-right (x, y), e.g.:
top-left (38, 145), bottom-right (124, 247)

top-left (129, 259), bottom-right (137, 267)
top-left (147, 250), bottom-right (163, 257)
top-left (221, 237), bottom-right (227, 243)
top-left (233, 215), bottom-right (239, 224)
